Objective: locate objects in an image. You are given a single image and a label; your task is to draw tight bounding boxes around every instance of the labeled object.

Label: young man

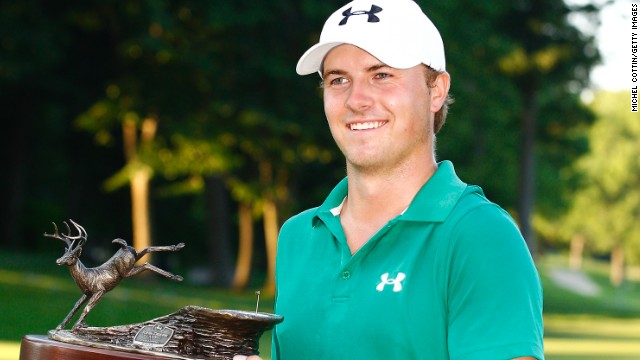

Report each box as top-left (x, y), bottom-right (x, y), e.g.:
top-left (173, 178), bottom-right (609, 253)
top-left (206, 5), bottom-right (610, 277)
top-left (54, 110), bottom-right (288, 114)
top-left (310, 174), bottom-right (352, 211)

top-left (237, 0), bottom-right (544, 359)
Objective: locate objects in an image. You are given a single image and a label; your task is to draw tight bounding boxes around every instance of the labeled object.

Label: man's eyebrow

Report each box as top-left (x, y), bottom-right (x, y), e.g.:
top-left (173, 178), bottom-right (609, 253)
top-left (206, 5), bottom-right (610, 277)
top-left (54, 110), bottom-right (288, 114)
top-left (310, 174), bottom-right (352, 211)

top-left (322, 69), bottom-right (347, 79)
top-left (367, 63), bottom-right (390, 72)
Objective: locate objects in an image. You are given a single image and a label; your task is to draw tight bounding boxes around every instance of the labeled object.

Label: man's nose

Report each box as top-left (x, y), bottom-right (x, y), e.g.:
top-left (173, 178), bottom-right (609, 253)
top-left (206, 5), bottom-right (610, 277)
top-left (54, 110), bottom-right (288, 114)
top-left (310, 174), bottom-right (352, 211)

top-left (345, 79), bottom-right (373, 112)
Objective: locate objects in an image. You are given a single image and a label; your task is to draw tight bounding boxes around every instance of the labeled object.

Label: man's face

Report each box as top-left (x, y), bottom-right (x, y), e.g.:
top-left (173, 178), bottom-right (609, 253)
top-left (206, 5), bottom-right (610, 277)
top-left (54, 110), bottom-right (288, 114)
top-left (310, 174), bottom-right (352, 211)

top-left (322, 44), bottom-right (435, 174)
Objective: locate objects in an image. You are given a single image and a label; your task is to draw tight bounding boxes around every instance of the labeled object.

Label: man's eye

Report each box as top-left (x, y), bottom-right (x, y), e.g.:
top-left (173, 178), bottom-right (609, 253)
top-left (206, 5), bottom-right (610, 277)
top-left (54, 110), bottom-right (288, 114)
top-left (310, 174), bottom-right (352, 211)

top-left (375, 73), bottom-right (391, 80)
top-left (329, 77), bottom-right (348, 86)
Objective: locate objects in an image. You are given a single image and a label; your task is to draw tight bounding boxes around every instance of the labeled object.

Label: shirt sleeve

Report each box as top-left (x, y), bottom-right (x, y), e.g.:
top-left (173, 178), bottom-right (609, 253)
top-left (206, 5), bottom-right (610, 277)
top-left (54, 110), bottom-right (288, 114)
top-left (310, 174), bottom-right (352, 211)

top-left (445, 203), bottom-right (544, 360)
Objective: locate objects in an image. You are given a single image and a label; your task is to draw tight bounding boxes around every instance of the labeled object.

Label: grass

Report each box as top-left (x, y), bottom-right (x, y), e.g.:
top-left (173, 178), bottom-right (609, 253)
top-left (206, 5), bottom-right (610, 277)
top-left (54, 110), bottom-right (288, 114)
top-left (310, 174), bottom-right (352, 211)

top-left (544, 315), bottom-right (640, 359)
top-left (1, 251), bottom-right (639, 359)
top-left (540, 254), bottom-right (640, 317)
top-left (539, 254), bottom-right (640, 359)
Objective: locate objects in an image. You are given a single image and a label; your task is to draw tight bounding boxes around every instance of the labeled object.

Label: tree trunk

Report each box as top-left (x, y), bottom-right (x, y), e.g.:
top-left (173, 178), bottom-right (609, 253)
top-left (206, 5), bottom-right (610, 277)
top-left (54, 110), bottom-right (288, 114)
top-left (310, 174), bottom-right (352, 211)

top-left (610, 244), bottom-right (625, 287)
top-left (233, 202), bottom-right (254, 289)
top-left (259, 161), bottom-right (279, 295)
top-left (517, 84), bottom-right (538, 257)
top-left (205, 176), bottom-right (234, 287)
top-left (569, 233), bottom-right (585, 270)
top-left (130, 169), bottom-right (152, 258)
top-left (262, 197), bottom-right (278, 295)
top-left (122, 117), bottom-right (156, 262)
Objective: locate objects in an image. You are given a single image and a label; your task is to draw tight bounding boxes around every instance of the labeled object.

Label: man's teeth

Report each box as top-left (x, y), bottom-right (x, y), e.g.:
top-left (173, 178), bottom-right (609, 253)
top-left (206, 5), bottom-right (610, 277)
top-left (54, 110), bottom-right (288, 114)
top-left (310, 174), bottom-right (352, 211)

top-left (350, 121), bottom-right (384, 130)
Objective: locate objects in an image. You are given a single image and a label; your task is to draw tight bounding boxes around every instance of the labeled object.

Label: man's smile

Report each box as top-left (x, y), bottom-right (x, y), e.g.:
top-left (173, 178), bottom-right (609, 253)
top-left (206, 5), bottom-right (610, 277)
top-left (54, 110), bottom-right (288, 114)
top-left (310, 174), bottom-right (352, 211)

top-left (349, 121), bottom-right (388, 131)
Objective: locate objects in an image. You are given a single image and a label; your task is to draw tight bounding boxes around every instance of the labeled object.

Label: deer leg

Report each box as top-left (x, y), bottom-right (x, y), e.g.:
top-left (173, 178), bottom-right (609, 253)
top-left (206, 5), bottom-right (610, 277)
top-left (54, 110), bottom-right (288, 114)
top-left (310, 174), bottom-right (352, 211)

top-left (136, 243), bottom-right (185, 258)
top-left (127, 263), bottom-right (183, 281)
top-left (57, 293), bottom-right (89, 330)
top-left (72, 290), bottom-right (105, 330)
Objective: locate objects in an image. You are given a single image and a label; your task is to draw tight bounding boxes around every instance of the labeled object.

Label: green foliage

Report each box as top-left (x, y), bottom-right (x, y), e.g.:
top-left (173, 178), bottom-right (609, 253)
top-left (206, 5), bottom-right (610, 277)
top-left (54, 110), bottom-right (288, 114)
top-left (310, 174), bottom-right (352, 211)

top-left (560, 91), bottom-right (640, 263)
top-left (1, 0), bottom-right (601, 270)
top-left (421, 0), bottom-right (599, 213)
top-left (0, 1), bottom-right (66, 83)
top-left (69, 0), bottom-right (344, 210)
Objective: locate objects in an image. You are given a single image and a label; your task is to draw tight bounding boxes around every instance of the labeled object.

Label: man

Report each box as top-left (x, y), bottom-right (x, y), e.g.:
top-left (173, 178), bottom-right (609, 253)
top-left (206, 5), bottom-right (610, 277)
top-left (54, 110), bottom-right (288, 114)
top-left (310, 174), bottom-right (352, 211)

top-left (237, 0), bottom-right (544, 359)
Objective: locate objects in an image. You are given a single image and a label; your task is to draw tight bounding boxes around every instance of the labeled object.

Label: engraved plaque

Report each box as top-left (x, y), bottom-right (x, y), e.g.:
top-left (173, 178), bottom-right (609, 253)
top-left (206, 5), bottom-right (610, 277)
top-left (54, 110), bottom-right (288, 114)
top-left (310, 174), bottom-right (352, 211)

top-left (133, 324), bottom-right (174, 348)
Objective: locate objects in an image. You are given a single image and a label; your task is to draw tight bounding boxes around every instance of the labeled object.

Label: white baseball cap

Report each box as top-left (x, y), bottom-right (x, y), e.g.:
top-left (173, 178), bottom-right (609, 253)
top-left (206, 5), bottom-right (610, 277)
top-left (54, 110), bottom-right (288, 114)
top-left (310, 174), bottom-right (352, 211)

top-left (296, 0), bottom-right (446, 75)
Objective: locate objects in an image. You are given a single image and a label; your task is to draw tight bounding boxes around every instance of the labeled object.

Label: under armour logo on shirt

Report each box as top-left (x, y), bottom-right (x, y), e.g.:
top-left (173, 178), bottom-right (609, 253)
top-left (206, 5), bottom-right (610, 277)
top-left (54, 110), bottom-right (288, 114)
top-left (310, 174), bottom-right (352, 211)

top-left (376, 272), bottom-right (406, 292)
top-left (339, 5), bottom-right (383, 26)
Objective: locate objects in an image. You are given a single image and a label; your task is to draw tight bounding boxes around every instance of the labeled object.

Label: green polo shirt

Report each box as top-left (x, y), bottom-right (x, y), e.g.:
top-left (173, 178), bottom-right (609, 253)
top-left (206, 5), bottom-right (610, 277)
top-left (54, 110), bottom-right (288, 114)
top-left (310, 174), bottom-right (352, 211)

top-left (272, 161), bottom-right (544, 360)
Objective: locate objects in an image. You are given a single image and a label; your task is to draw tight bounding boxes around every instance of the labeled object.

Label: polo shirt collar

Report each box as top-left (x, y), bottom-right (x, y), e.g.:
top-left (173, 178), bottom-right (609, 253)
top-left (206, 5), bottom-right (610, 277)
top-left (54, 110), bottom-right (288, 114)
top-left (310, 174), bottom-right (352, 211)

top-left (313, 160), bottom-right (469, 224)
top-left (402, 160), bottom-right (468, 222)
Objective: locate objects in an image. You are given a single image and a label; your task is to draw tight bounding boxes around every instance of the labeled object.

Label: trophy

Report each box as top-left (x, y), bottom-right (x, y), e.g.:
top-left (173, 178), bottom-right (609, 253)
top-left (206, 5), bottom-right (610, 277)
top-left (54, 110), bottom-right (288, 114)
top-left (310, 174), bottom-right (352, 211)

top-left (20, 220), bottom-right (282, 360)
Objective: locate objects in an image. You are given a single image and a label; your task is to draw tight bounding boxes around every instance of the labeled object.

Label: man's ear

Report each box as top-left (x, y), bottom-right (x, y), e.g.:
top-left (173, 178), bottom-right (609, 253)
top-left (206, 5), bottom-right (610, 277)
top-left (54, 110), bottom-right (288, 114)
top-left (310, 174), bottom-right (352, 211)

top-left (430, 72), bottom-right (451, 112)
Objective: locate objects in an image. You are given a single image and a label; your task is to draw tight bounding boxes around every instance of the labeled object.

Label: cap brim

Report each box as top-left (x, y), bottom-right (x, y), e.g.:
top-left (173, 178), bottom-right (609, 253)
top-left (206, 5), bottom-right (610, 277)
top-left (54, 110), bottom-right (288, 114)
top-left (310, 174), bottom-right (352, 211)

top-left (296, 42), bottom-right (345, 75)
top-left (297, 40), bottom-right (425, 76)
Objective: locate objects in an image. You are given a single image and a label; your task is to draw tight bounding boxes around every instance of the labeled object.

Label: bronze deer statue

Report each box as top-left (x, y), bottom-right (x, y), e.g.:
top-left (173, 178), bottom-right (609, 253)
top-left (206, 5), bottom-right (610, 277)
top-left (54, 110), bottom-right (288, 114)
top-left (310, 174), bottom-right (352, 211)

top-left (45, 219), bottom-right (185, 330)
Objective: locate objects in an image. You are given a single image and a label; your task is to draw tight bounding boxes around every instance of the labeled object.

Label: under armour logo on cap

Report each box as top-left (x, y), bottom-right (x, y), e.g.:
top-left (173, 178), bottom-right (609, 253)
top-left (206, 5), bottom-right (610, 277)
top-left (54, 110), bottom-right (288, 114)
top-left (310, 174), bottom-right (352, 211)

top-left (296, 0), bottom-right (447, 75)
top-left (339, 5), bottom-right (383, 25)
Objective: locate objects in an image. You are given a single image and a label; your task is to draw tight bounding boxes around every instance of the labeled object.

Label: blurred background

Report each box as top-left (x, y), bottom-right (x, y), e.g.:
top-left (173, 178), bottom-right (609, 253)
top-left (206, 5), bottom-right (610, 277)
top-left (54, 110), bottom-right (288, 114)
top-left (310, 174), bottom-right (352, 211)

top-left (0, 0), bottom-right (638, 359)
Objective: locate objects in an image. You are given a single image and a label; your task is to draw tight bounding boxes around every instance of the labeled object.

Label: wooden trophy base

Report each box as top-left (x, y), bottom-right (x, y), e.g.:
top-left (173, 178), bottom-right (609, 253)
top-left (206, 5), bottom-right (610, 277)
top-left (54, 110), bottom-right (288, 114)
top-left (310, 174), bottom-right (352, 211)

top-left (19, 307), bottom-right (282, 359)
top-left (20, 335), bottom-right (166, 360)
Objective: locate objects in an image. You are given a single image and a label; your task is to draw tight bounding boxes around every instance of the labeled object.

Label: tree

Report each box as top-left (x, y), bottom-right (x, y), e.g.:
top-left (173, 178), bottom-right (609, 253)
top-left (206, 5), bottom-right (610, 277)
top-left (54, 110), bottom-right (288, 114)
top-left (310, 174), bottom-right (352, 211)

top-left (497, 0), bottom-right (600, 254)
top-left (75, 0), bottom-right (343, 289)
top-left (423, 0), bottom-right (599, 257)
top-left (563, 91), bottom-right (640, 286)
top-left (0, 0), bottom-right (134, 250)
top-left (1, 1), bottom-right (602, 293)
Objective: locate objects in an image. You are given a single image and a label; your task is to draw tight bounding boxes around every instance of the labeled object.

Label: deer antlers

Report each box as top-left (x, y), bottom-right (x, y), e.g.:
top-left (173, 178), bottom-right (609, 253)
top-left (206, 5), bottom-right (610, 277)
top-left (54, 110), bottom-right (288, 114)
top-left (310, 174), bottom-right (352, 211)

top-left (44, 219), bottom-right (87, 250)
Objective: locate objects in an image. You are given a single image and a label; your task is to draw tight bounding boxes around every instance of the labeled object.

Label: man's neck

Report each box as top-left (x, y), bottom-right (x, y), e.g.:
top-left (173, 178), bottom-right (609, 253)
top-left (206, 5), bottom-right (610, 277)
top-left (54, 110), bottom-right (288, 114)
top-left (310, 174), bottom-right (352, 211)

top-left (340, 159), bottom-right (438, 253)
